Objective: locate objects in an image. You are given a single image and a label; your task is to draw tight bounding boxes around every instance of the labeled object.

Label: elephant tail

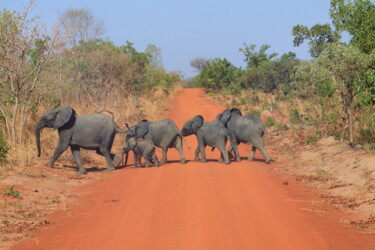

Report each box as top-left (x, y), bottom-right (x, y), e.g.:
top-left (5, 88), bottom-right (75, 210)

top-left (264, 129), bottom-right (279, 136)
top-left (178, 133), bottom-right (191, 150)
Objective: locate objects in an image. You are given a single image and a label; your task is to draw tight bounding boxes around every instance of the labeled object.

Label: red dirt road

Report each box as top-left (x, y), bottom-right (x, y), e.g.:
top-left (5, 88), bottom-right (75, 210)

top-left (14, 89), bottom-right (374, 249)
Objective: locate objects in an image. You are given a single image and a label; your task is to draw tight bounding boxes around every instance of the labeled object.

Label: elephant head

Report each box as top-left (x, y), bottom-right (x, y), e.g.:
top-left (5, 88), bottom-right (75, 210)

top-left (216, 108), bottom-right (242, 126)
top-left (121, 137), bottom-right (137, 167)
top-left (181, 115), bottom-right (204, 136)
top-left (35, 106), bottom-right (76, 157)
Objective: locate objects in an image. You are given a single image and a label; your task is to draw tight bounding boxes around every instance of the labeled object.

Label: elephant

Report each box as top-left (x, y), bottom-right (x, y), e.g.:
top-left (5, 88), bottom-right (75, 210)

top-left (122, 137), bottom-right (159, 168)
top-left (181, 115), bottom-right (229, 164)
top-left (216, 108), bottom-right (277, 164)
top-left (35, 106), bottom-right (122, 174)
top-left (125, 119), bottom-right (186, 164)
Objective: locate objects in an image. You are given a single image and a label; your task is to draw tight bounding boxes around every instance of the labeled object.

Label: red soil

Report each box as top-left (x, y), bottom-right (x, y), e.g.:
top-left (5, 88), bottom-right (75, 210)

top-left (13, 88), bottom-right (375, 249)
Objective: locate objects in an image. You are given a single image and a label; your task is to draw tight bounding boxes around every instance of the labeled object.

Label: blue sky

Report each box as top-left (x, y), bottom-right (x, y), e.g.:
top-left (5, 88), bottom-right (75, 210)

top-left (2, 0), bottom-right (333, 78)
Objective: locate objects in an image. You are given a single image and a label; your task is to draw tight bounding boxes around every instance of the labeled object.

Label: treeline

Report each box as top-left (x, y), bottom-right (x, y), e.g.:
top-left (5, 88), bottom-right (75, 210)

top-left (0, 3), bottom-right (181, 163)
top-left (190, 0), bottom-right (375, 146)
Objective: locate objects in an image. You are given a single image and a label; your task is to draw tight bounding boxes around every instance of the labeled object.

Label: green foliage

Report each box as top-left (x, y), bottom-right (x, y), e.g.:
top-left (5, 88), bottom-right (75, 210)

top-left (0, 129), bottom-right (9, 164)
top-left (193, 58), bottom-right (244, 93)
top-left (305, 134), bottom-right (320, 144)
top-left (239, 43), bottom-right (278, 69)
top-left (288, 61), bottom-right (334, 98)
top-left (2, 185), bottom-right (20, 197)
top-left (289, 108), bottom-right (302, 125)
top-left (243, 51), bottom-right (300, 93)
top-left (292, 23), bottom-right (341, 58)
top-left (330, 0), bottom-right (375, 54)
top-left (265, 117), bottom-right (276, 127)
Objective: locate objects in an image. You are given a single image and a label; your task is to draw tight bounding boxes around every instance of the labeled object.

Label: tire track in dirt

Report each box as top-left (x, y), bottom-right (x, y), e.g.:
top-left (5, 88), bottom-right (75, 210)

top-left (13, 88), bottom-right (375, 250)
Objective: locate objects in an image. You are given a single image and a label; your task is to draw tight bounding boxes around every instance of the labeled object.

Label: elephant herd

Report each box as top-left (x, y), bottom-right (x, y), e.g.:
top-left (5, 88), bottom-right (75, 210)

top-left (35, 106), bottom-right (277, 174)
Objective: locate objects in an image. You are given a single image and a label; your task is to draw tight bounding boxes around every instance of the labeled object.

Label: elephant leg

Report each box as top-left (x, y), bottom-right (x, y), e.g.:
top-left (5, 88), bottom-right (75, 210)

top-left (47, 137), bottom-right (70, 167)
top-left (111, 153), bottom-right (122, 167)
top-left (194, 146), bottom-right (200, 161)
top-left (228, 131), bottom-right (240, 162)
top-left (144, 153), bottom-right (151, 167)
top-left (133, 152), bottom-right (138, 168)
top-left (153, 153), bottom-right (159, 167)
top-left (160, 147), bottom-right (168, 164)
top-left (251, 141), bottom-right (271, 164)
top-left (248, 146), bottom-right (257, 161)
top-left (103, 151), bottom-right (116, 172)
top-left (198, 137), bottom-right (206, 163)
top-left (70, 146), bottom-right (86, 174)
top-left (227, 144), bottom-right (234, 159)
top-left (175, 137), bottom-right (186, 164)
top-left (217, 143), bottom-right (229, 164)
top-left (258, 146), bottom-right (271, 164)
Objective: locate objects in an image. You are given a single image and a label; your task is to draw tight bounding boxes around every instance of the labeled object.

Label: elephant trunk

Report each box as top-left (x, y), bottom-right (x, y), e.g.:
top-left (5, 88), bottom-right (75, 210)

top-left (35, 119), bottom-right (45, 157)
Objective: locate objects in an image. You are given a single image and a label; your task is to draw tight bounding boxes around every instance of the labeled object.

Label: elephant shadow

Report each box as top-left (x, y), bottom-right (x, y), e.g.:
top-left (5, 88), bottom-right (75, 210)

top-left (62, 164), bottom-right (133, 172)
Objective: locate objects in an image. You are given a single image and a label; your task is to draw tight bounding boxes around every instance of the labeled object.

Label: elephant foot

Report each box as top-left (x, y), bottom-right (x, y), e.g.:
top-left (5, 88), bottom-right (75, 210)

top-left (180, 159), bottom-right (186, 164)
top-left (45, 162), bottom-right (53, 168)
top-left (154, 164), bottom-right (159, 167)
top-left (200, 159), bottom-right (207, 163)
top-left (247, 157), bottom-right (254, 162)
top-left (194, 157), bottom-right (200, 161)
top-left (218, 158), bottom-right (224, 163)
top-left (265, 158), bottom-right (271, 164)
top-left (132, 166), bottom-right (138, 168)
top-left (236, 157), bottom-right (241, 162)
top-left (78, 168), bottom-right (87, 174)
top-left (160, 159), bottom-right (167, 164)
top-left (114, 155), bottom-right (122, 166)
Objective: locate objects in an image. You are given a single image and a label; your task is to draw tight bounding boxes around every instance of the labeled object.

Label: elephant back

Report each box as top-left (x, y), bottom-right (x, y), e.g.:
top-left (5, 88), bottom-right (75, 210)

top-left (147, 119), bottom-right (179, 148)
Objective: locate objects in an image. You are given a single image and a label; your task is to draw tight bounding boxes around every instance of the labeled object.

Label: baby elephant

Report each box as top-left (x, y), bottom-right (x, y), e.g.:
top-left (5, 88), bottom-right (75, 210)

top-left (122, 137), bottom-right (159, 168)
top-left (181, 115), bottom-right (229, 164)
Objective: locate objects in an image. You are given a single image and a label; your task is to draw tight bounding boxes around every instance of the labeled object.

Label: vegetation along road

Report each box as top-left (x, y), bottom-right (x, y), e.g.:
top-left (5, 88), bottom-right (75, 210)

top-left (13, 89), bottom-right (375, 250)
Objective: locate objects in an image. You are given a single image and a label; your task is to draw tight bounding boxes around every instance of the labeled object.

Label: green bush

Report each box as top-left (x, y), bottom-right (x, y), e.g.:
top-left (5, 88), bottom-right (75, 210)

top-left (289, 108), bottom-right (302, 124)
top-left (2, 185), bottom-right (20, 197)
top-left (265, 117), bottom-right (276, 127)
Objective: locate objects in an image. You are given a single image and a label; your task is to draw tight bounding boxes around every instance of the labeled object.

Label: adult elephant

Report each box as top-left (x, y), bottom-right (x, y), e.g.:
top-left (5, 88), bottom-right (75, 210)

top-left (35, 106), bottom-right (122, 174)
top-left (181, 115), bottom-right (229, 164)
top-left (125, 119), bottom-right (186, 164)
top-left (216, 108), bottom-right (277, 164)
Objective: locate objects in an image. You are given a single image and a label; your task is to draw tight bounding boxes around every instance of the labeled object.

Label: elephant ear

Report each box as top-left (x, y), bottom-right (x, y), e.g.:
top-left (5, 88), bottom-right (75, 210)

top-left (54, 106), bottom-right (75, 129)
top-left (135, 120), bottom-right (149, 138)
top-left (230, 108), bottom-right (242, 116)
top-left (192, 115), bottom-right (204, 133)
top-left (217, 109), bottom-right (231, 126)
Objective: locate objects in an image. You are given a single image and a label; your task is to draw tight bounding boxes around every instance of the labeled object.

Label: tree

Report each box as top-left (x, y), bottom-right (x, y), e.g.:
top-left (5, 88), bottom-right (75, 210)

top-left (239, 43), bottom-right (278, 69)
top-left (330, 0), bottom-right (375, 54)
top-left (0, 2), bottom-right (59, 147)
top-left (57, 8), bottom-right (105, 102)
top-left (190, 58), bottom-right (212, 73)
top-left (317, 44), bottom-right (373, 144)
top-left (145, 44), bottom-right (163, 69)
top-left (292, 23), bottom-right (341, 57)
top-left (194, 58), bottom-right (243, 92)
top-left (58, 8), bottom-right (104, 48)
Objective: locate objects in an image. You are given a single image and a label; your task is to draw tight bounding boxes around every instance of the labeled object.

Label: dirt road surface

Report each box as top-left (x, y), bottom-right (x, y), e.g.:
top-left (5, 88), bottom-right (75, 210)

top-left (13, 88), bottom-right (375, 249)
